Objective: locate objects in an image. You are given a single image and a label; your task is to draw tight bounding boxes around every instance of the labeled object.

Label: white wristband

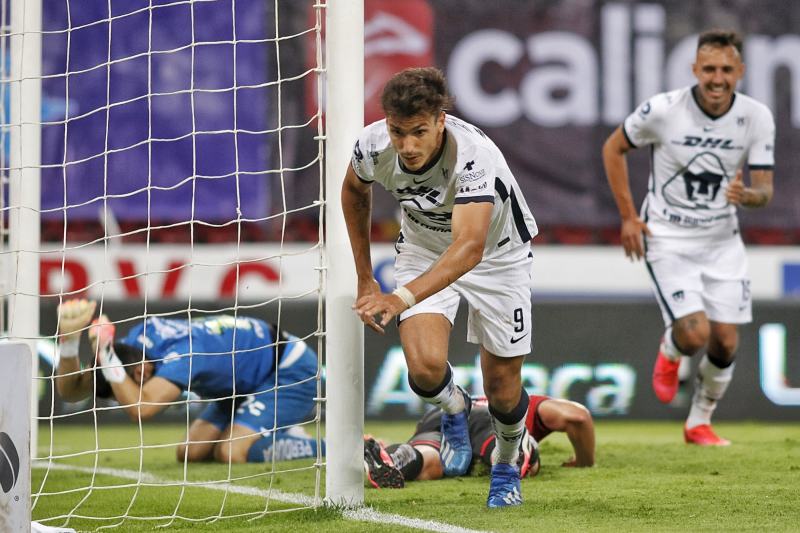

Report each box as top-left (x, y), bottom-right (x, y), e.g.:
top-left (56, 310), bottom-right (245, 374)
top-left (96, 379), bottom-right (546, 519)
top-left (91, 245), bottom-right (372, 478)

top-left (98, 346), bottom-right (127, 384)
top-left (392, 286), bottom-right (416, 309)
top-left (58, 337), bottom-right (80, 359)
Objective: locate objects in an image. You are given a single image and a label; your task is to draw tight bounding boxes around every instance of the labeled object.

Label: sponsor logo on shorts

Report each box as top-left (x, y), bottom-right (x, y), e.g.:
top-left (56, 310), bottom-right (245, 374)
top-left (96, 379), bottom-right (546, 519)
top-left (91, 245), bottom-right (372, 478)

top-left (510, 332), bottom-right (529, 344)
top-left (671, 290), bottom-right (685, 302)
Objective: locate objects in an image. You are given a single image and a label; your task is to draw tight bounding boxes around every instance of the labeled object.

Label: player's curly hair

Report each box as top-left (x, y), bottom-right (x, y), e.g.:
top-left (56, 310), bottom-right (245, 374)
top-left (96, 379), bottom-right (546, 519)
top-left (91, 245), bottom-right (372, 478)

top-left (381, 67), bottom-right (455, 119)
top-left (697, 29), bottom-right (743, 55)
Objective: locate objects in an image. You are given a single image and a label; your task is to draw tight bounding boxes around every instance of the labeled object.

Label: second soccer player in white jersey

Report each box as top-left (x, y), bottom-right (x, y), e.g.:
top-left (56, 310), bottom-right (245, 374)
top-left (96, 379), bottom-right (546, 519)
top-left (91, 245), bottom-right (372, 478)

top-left (341, 67), bottom-right (537, 507)
top-left (603, 29), bottom-right (775, 446)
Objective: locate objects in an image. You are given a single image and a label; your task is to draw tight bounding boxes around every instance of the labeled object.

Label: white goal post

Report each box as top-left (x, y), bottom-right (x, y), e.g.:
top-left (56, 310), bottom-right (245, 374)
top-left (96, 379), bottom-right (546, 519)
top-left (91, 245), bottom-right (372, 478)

top-left (2, 0), bottom-right (366, 527)
top-left (324, 0), bottom-right (365, 507)
top-left (8, 0), bottom-right (42, 464)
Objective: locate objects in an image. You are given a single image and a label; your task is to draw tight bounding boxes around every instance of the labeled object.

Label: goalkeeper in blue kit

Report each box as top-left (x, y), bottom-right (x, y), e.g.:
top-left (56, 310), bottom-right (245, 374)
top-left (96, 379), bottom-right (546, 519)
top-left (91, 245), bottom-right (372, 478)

top-left (54, 299), bottom-right (323, 464)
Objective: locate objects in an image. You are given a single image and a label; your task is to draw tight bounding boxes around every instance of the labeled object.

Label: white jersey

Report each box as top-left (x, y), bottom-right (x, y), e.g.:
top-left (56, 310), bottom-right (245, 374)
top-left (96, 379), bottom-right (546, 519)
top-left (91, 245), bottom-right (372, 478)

top-left (623, 86), bottom-right (775, 239)
top-left (351, 115), bottom-right (537, 258)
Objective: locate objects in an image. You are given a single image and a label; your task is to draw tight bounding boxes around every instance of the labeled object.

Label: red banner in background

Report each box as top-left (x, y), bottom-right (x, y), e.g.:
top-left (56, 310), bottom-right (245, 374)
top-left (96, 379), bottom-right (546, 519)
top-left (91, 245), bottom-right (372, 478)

top-left (363, 0), bottom-right (433, 123)
top-left (306, 0), bottom-right (433, 124)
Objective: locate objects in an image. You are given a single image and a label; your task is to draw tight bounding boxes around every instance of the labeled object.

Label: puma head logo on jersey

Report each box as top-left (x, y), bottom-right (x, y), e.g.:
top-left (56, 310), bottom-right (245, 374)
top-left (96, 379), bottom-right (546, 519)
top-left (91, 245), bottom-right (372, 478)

top-left (682, 170), bottom-right (723, 205)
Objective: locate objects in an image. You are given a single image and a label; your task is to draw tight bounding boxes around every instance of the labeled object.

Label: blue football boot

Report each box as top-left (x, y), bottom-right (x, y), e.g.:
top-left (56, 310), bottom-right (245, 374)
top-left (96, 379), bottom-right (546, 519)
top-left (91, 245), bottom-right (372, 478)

top-left (487, 462), bottom-right (523, 508)
top-left (439, 385), bottom-right (472, 477)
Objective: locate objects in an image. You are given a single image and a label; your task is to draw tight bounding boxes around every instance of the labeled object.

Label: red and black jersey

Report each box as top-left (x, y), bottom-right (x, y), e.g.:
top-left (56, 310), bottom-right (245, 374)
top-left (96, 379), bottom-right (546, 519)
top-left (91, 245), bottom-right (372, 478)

top-left (407, 395), bottom-right (553, 467)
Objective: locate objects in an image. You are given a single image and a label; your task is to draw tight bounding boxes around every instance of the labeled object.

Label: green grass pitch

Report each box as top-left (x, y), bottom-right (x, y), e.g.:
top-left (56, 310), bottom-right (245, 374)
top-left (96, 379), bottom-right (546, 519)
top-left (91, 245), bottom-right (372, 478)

top-left (32, 420), bottom-right (800, 532)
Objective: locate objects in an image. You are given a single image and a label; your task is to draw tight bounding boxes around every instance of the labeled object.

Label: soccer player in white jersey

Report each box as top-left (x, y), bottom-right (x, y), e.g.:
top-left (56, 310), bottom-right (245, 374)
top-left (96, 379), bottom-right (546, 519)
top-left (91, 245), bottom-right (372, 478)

top-left (341, 67), bottom-right (538, 507)
top-left (602, 29), bottom-right (775, 446)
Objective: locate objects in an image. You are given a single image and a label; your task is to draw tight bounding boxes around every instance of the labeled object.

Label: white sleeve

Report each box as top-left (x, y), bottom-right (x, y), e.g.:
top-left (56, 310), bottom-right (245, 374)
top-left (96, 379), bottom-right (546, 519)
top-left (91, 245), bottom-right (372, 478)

top-left (454, 147), bottom-right (495, 204)
top-left (622, 96), bottom-right (666, 148)
top-left (747, 106), bottom-right (776, 169)
top-left (350, 132), bottom-right (375, 183)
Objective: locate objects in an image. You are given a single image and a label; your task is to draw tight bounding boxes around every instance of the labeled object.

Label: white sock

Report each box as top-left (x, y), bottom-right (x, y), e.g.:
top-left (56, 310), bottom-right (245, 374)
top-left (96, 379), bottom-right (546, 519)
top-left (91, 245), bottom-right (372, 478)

top-left (490, 413), bottom-right (527, 465)
top-left (419, 366), bottom-right (465, 415)
top-left (686, 354), bottom-right (734, 429)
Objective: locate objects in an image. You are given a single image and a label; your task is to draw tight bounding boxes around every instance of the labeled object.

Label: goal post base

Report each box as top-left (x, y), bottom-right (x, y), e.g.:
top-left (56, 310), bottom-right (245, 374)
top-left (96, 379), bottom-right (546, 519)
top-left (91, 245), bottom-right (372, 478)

top-left (0, 342), bottom-right (32, 532)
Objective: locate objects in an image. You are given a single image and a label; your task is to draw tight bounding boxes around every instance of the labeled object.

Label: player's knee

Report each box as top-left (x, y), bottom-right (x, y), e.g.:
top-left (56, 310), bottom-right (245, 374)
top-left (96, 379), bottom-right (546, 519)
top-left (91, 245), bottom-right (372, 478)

top-left (407, 363), bottom-right (446, 392)
top-left (709, 335), bottom-right (738, 362)
top-left (720, 339), bottom-right (738, 359)
top-left (175, 444), bottom-right (201, 462)
top-left (176, 443), bottom-right (209, 462)
top-left (678, 331), bottom-right (709, 353)
top-left (706, 321), bottom-right (739, 362)
top-left (213, 442), bottom-right (248, 464)
top-left (673, 316), bottom-right (710, 353)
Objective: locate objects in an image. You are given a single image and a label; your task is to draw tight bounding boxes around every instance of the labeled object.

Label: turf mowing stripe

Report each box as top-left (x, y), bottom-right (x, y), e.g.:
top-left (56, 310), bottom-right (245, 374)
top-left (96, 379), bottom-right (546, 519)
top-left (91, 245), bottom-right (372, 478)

top-left (33, 462), bottom-right (489, 533)
top-left (342, 507), bottom-right (489, 533)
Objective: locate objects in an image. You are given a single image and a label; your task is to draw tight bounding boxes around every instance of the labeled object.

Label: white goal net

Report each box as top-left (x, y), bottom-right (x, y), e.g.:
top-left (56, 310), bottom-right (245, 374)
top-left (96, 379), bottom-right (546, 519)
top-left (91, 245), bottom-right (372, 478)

top-left (0, 0), bottom-right (363, 529)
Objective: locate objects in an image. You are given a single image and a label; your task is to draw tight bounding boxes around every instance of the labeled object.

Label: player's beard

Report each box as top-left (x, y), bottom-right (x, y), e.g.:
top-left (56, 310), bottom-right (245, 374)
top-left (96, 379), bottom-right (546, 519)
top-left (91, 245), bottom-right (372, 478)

top-left (700, 83), bottom-right (732, 111)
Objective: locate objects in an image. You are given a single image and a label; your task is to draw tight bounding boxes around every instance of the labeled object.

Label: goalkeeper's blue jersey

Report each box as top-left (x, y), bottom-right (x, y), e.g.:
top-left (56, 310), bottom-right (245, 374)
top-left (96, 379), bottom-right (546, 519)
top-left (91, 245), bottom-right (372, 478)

top-left (119, 315), bottom-right (278, 398)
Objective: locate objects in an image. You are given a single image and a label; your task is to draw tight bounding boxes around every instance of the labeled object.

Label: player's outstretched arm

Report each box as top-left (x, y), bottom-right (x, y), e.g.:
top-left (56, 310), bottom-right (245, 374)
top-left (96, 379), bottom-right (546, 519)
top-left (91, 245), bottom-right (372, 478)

top-left (602, 126), bottom-right (651, 261)
top-left (341, 163), bottom-right (387, 333)
top-left (406, 200), bottom-right (492, 301)
top-left (390, 200), bottom-right (491, 323)
top-left (725, 169), bottom-right (773, 208)
top-left (54, 299), bottom-right (96, 402)
top-left (538, 398), bottom-right (595, 467)
top-left (107, 374), bottom-right (182, 422)
top-left (354, 200), bottom-right (493, 329)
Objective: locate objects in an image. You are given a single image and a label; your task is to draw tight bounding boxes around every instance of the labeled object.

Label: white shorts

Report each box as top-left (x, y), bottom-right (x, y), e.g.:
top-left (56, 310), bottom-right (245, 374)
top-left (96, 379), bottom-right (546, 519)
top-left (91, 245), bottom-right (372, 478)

top-left (394, 241), bottom-right (534, 357)
top-left (644, 234), bottom-right (751, 327)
